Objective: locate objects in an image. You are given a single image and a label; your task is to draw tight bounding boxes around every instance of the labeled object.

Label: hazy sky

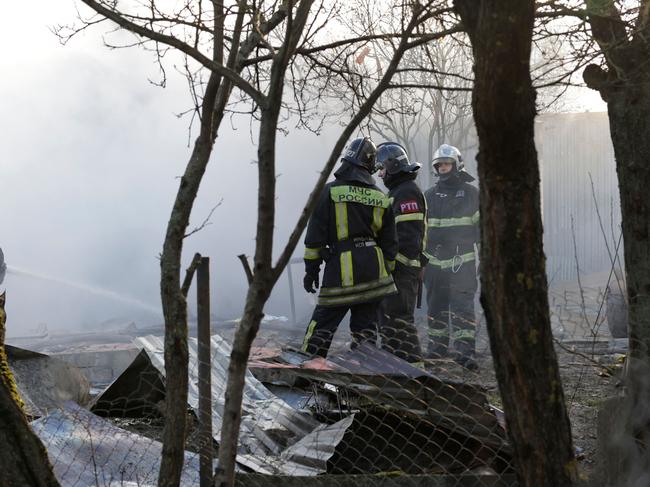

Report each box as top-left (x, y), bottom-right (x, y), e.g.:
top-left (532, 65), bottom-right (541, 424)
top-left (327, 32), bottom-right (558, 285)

top-left (0, 2), bottom-right (342, 335)
top-left (0, 3), bottom-right (608, 337)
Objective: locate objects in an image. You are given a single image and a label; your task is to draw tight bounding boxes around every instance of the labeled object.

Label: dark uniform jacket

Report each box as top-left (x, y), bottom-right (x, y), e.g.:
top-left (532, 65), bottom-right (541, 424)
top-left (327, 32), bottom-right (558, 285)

top-left (424, 175), bottom-right (479, 269)
top-left (386, 174), bottom-right (428, 270)
top-left (304, 169), bottom-right (398, 307)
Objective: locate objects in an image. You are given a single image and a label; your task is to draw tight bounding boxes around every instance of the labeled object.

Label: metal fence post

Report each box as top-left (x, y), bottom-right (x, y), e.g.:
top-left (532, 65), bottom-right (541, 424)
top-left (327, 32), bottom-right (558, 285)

top-left (197, 256), bottom-right (213, 487)
top-left (286, 263), bottom-right (297, 325)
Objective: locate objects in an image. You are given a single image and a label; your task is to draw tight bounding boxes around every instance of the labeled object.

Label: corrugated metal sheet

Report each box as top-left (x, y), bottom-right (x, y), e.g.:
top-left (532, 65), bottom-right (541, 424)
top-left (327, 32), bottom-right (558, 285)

top-left (91, 338), bottom-right (510, 476)
top-left (288, 344), bottom-right (507, 451)
top-left (279, 415), bottom-right (355, 470)
top-left (132, 335), bottom-right (349, 475)
top-left (536, 112), bottom-right (622, 282)
top-left (7, 344), bottom-right (90, 417)
top-left (32, 402), bottom-right (203, 487)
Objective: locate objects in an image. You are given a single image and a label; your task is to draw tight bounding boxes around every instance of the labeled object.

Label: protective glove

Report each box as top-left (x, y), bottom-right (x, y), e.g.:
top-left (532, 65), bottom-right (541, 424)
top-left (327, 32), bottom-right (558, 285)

top-left (303, 273), bottom-right (319, 293)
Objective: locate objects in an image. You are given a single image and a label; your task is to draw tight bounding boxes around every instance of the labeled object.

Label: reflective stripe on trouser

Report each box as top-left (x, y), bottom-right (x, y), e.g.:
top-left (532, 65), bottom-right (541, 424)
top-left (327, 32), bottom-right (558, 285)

top-left (301, 301), bottom-right (379, 358)
top-left (426, 251), bottom-right (475, 271)
top-left (378, 266), bottom-right (422, 363)
top-left (426, 314), bottom-right (450, 357)
top-left (452, 328), bottom-right (476, 358)
top-left (424, 262), bottom-right (477, 358)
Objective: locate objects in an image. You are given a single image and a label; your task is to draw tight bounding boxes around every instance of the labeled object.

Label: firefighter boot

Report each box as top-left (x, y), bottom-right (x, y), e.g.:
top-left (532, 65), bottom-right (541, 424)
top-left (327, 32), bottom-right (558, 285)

top-left (454, 339), bottom-right (478, 371)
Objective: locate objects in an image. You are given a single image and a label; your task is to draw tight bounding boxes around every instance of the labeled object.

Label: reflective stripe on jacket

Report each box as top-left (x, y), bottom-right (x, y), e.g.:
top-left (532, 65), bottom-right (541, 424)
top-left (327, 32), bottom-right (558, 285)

top-left (424, 178), bottom-right (479, 267)
top-left (304, 180), bottom-right (398, 306)
top-left (388, 179), bottom-right (428, 268)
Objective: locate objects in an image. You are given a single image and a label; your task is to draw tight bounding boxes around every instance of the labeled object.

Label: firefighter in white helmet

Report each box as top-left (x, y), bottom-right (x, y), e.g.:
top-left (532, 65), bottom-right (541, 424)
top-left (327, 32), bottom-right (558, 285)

top-left (423, 144), bottom-right (479, 370)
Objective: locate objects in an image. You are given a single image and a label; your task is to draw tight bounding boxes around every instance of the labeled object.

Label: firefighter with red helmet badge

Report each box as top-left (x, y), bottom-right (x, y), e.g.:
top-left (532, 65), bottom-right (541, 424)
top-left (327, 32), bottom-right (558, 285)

top-left (301, 137), bottom-right (398, 358)
top-left (424, 144), bottom-right (480, 370)
top-left (375, 142), bottom-right (426, 363)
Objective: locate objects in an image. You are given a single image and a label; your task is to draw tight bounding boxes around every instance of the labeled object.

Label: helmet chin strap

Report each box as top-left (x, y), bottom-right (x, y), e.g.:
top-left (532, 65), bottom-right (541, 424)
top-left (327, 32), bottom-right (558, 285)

top-left (438, 168), bottom-right (459, 182)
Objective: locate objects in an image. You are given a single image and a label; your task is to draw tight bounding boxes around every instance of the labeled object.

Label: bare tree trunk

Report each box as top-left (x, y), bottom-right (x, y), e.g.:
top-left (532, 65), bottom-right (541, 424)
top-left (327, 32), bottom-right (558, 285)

top-left (607, 89), bottom-right (650, 358)
top-left (0, 382), bottom-right (61, 487)
top-left (159, 72), bottom-right (221, 487)
top-left (213, 281), bottom-right (271, 486)
top-left (608, 90), bottom-right (650, 484)
top-left (0, 295), bottom-right (61, 487)
top-left (454, 2), bottom-right (577, 486)
top-left (214, 3), bottom-right (314, 484)
top-left (159, 4), bottom-right (288, 484)
top-left (581, 3), bottom-right (650, 482)
top-left (213, 6), bottom-right (444, 484)
top-left (582, 4), bottom-right (650, 362)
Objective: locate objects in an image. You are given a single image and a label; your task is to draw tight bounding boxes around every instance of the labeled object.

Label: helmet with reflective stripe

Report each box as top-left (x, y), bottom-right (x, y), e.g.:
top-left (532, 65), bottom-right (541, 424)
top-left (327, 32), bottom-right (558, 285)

top-left (341, 137), bottom-right (378, 173)
top-left (432, 144), bottom-right (464, 174)
top-left (376, 142), bottom-right (421, 175)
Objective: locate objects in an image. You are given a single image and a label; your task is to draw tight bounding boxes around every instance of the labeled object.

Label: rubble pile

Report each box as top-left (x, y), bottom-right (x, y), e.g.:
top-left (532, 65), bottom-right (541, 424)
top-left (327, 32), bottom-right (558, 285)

top-left (6, 329), bottom-right (513, 486)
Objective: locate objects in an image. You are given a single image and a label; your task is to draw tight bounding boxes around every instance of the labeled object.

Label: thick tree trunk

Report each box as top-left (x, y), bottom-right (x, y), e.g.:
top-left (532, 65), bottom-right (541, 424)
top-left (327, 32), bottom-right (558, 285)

top-left (0, 382), bottom-right (61, 487)
top-left (454, 2), bottom-right (577, 486)
top-left (607, 87), bottom-right (650, 362)
top-left (598, 82), bottom-right (650, 486)
top-left (581, 2), bottom-right (650, 481)
top-left (0, 295), bottom-right (61, 487)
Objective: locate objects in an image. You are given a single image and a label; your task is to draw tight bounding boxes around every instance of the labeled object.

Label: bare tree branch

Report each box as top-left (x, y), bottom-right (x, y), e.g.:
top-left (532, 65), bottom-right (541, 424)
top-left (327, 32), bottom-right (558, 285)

top-left (79, 0), bottom-right (267, 105)
top-left (184, 199), bottom-right (224, 238)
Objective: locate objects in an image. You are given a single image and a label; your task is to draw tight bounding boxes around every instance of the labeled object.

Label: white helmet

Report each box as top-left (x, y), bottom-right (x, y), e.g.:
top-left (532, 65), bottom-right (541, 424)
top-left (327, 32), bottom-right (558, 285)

top-left (432, 144), bottom-right (464, 174)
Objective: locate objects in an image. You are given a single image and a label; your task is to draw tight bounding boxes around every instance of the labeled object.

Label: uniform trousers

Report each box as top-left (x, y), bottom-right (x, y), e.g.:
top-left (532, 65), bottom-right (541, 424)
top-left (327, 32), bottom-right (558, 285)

top-left (424, 262), bottom-right (477, 359)
top-left (378, 264), bottom-right (422, 363)
top-left (302, 301), bottom-right (379, 358)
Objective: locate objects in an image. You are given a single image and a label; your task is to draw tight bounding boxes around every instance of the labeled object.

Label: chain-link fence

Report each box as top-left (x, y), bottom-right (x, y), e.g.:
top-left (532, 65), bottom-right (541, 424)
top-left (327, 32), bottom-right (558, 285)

top-left (5, 261), bottom-right (623, 487)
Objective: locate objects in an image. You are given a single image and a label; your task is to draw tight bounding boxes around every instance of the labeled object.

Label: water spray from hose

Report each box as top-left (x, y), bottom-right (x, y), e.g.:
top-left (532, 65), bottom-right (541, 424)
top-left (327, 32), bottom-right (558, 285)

top-left (0, 247), bottom-right (160, 316)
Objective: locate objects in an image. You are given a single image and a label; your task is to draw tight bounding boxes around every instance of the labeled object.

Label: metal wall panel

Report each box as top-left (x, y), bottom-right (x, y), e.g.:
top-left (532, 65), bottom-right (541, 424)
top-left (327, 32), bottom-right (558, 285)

top-left (536, 112), bottom-right (622, 283)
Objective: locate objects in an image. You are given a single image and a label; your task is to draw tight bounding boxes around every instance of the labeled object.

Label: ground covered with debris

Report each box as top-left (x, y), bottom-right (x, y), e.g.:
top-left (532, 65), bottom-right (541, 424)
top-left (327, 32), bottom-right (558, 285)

top-left (473, 345), bottom-right (618, 483)
top-left (6, 271), bottom-right (623, 486)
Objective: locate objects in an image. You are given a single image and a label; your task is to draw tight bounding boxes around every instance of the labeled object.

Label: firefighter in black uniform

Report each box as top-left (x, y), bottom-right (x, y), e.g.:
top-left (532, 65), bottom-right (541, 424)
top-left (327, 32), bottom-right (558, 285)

top-left (424, 144), bottom-right (479, 370)
top-left (301, 137), bottom-right (398, 358)
top-left (375, 143), bottom-right (426, 363)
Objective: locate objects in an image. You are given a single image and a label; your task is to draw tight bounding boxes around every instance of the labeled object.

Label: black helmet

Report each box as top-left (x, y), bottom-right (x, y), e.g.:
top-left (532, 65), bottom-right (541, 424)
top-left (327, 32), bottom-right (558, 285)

top-left (341, 137), bottom-right (378, 173)
top-left (376, 142), bottom-right (421, 175)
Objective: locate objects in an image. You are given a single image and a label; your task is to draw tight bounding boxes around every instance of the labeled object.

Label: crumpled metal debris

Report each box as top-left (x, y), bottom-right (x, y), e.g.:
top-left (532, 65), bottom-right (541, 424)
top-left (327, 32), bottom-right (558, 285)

top-left (7, 344), bottom-right (90, 417)
top-left (250, 343), bottom-right (511, 467)
top-left (93, 335), bottom-right (351, 475)
top-left (31, 402), bottom-right (204, 487)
